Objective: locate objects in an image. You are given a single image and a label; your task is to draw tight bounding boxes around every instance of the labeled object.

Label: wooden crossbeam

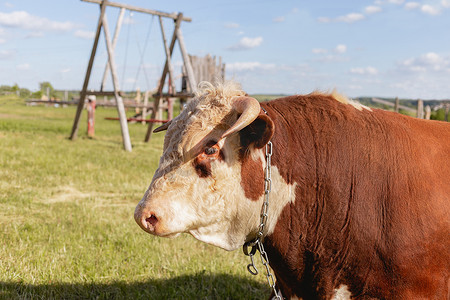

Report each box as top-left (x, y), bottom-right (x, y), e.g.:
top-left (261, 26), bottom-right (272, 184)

top-left (81, 0), bottom-right (192, 22)
top-left (152, 92), bottom-right (194, 99)
top-left (86, 91), bottom-right (125, 97)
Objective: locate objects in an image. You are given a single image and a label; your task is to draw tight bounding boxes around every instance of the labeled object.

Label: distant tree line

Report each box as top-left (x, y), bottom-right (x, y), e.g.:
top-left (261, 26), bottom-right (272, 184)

top-left (0, 82), bottom-right (80, 101)
top-left (0, 84), bottom-right (32, 98)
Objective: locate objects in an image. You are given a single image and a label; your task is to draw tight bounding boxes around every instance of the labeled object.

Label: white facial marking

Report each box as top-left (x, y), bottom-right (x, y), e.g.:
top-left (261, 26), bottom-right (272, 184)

top-left (332, 285), bottom-right (352, 300)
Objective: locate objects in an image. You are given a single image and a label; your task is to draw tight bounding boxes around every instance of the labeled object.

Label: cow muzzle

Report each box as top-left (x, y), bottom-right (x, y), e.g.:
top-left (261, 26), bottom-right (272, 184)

top-left (134, 203), bottom-right (160, 234)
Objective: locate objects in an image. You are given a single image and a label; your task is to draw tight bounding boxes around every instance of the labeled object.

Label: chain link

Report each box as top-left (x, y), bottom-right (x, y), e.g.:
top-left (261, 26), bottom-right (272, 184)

top-left (243, 141), bottom-right (282, 300)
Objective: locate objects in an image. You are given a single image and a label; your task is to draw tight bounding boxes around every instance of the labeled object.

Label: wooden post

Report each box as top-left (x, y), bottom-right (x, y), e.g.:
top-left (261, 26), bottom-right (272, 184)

top-left (102, 11), bottom-right (132, 151)
top-left (135, 87), bottom-right (141, 115)
top-left (70, 0), bottom-right (107, 140)
top-left (100, 8), bottom-right (125, 91)
top-left (87, 96), bottom-right (96, 137)
top-left (417, 99), bottom-right (424, 119)
top-left (445, 104), bottom-right (449, 122)
top-left (145, 13), bottom-right (183, 142)
top-left (394, 97), bottom-right (399, 113)
top-left (142, 90), bottom-right (149, 125)
top-left (167, 78), bottom-right (174, 120)
top-left (159, 16), bottom-right (176, 94)
top-left (425, 105), bottom-right (431, 120)
top-left (176, 20), bottom-right (197, 93)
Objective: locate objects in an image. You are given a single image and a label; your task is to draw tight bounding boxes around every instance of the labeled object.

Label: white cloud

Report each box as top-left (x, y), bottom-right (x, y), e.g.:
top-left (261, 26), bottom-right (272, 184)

top-left (317, 17), bottom-right (331, 23)
top-left (0, 11), bottom-right (77, 31)
top-left (4, 2), bottom-right (13, 8)
top-left (60, 68), bottom-right (71, 73)
top-left (227, 62), bottom-right (276, 72)
top-left (335, 44), bottom-right (347, 54)
top-left (319, 13), bottom-right (365, 23)
top-left (350, 66), bottom-right (378, 75)
top-left (404, 2), bottom-right (420, 10)
top-left (0, 50), bottom-right (14, 59)
top-left (421, 4), bottom-right (441, 15)
top-left (224, 22), bottom-right (240, 28)
top-left (227, 36), bottom-right (263, 51)
top-left (388, 0), bottom-right (405, 4)
top-left (312, 45), bottom-right (347, 62)
top-left (443, 0), bottom-right (450, 8)
top-left (0, 39), bottom-right (5, 44)
top-left (26, 31), bottom-right (44, 38)
top-left (273, 16), bottom-right (285, 23)
top-left (16, 63), bottom-right (30, 70)
top-left (312, 48), bottom-right (328, 54)
top-left (365, 6), bottom-right (382, 14)
top-left (336, 13), bottom-right (365, 23)
top-left (74, 30), bottom-right (95, 39)
top-left (292, 8), bottom-right (299, 13)
top-left (314, 54), bottom-right (350, 63)
top-left (399, 52), bottom-right (450, 72)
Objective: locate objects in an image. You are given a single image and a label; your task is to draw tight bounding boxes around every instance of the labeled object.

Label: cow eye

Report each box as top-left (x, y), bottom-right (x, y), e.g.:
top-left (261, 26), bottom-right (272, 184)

top-left (204, 147), bottom-right (218, 156)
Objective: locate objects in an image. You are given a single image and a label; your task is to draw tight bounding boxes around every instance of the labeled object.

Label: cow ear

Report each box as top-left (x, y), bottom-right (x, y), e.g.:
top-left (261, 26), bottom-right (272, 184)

top-left (239, 112), bottom-right (274, 150)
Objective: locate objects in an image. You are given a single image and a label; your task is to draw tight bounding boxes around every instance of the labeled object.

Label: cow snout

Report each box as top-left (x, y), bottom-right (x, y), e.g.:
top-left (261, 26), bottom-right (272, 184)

top-left (134, 205), bottom-right (159, 234)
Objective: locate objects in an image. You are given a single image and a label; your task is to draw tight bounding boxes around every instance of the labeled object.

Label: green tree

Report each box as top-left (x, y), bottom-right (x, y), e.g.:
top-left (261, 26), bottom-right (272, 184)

top-left (431, 109), bottom-right (446, 121)
top-left (39, 81), bottom-right (56, 98)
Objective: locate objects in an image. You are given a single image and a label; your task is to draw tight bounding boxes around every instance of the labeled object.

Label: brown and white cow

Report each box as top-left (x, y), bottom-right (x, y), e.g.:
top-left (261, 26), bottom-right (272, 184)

top-left (135, 81), bottom-right (450, 299)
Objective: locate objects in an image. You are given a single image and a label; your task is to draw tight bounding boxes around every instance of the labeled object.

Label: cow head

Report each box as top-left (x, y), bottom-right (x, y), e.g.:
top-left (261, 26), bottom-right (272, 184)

top-left (134, 81), bottom-right (274, 250)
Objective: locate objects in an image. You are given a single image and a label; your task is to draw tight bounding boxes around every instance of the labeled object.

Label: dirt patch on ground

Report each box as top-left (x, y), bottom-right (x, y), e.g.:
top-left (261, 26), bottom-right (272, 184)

top-left (42, 186), bottom-right (130, 206)
top-left (44, 186), bottom-right (93, 204)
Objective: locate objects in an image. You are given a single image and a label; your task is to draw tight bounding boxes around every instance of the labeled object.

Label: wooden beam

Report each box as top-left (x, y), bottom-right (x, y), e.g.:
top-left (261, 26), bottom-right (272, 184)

top-left (86, 90), bottom-right (125, 97)
top-left (70, 0), bottom-right (107, 140)
top-left (81, 0), bottom-right (192, 22)
top-left (145, 13), bottom-right (184, 142)
top-left (105, 117), bottom-right (169, 123)
top-left (159, 16), bottom-right (176, 94)
top-left (102, 10), bottom-right (132, 151)
top-left (176, 23), bottom-right (197, 92)
top-left (152, 92), bottom-right (194, 98)
top-left (417, 99), bottom-right (424, 119)
top-left (100, 8), bottom-right (125, 91)
top-left (371, 98), bottom-right (416, 113)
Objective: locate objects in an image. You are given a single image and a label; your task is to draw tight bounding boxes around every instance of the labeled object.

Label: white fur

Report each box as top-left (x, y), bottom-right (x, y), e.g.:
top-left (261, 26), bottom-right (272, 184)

top-left (332, 285), bottom-right (352, 300)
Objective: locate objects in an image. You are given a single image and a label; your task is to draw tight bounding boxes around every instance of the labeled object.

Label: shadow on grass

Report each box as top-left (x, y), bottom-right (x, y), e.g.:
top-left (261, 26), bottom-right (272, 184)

top-left (0, 272), bottom-right (270, 300)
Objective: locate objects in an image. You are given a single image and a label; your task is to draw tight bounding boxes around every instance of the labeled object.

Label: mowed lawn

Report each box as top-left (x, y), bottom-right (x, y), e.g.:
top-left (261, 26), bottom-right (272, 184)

top-left (0, 96), bottom-right (269, 299)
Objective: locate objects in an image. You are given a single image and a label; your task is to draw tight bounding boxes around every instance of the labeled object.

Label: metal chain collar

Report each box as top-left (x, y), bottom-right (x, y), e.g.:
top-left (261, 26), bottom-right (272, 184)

top-left (243, 141), bottom-right (282, 300)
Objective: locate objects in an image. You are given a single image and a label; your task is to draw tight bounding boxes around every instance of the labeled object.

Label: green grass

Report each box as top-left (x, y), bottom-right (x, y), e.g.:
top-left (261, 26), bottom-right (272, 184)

top-left (0, 97), bottom-right (269, 299)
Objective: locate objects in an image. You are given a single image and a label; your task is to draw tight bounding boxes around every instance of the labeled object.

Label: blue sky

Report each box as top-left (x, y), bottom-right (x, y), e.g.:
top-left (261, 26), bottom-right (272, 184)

top-left (1, 0), bottom-right (450, 99)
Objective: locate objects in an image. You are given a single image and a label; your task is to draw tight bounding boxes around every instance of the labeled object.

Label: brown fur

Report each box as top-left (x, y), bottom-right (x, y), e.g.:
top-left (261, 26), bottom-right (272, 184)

top-left (239, 155), bottom-right (265, 201)
top-left (239, 111), bottom-right (275, 201)
top-left (249, 94), bottom-right (450, 299)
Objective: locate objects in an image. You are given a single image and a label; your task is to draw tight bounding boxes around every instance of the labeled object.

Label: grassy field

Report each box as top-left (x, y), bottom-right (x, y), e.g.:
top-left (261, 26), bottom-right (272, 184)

top-left (0, 96), bottom-right (269, 299)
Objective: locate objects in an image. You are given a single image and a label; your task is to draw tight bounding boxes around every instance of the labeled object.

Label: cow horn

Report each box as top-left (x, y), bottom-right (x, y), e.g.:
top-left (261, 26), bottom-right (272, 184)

top-left (221, 96), bottom-right (261, 139)
top-left (153, 120), bottom-right (173, 133)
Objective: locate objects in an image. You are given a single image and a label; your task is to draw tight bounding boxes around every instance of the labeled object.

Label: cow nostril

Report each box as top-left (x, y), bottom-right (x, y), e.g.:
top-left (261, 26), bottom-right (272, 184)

top-left (146, 214), bottom-right (158, 227)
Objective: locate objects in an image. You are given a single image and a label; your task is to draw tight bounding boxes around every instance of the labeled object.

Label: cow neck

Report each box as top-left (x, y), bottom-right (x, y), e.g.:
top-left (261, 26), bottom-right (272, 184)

top-left (242, 107), bottom-right (282, 300)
